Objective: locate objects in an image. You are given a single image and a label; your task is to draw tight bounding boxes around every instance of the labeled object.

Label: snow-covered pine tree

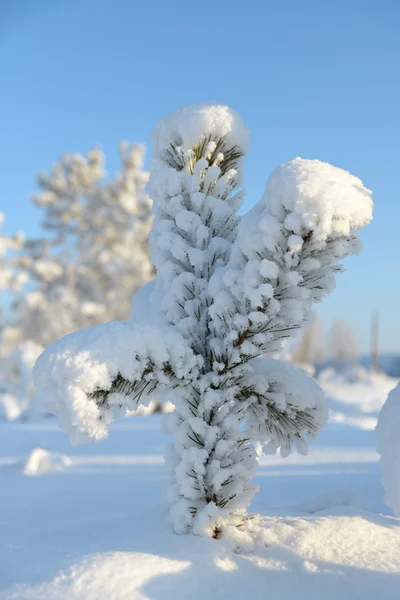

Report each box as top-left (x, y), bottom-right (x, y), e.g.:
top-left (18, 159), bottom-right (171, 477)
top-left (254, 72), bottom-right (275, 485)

top-left (34, 104), bottom-right (373, 538)
top-left (0, 213), bottom-right (25, 292)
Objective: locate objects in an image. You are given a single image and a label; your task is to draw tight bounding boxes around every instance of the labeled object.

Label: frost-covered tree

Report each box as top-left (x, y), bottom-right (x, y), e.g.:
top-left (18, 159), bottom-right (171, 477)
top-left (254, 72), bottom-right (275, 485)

top-left (376, 382), bottom-right (400, 517)
top-left (0, 145), bottom-right (153, 417)
top-left (0, 214), bottom-right (35, 420)
top-left (291, 313), bottom-right (325, 366)
top-left (34, 104), bottom-right (373, 538)
top-left (329, 318), bottom-right (359, 367)
top-left (0, 213), bottom-right (25, 291)
top-left (3, 143), bottom-right (153, 348)
top-left (0, 340), bottom-right (43, 420)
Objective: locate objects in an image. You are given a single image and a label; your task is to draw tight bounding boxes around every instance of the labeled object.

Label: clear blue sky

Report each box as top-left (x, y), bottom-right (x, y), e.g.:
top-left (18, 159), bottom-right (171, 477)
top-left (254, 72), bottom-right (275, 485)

top-left (0, 0), bottom-right (399, 354)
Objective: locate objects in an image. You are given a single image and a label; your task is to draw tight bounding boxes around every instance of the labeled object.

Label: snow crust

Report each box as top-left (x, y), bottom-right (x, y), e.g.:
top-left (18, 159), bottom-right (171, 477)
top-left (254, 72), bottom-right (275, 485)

top-left (3, 511), bottom-right (400, 600)
top-left (376, 383), bottom-right (400, 516)
top-left (1, 370), bottom-right (399, 600)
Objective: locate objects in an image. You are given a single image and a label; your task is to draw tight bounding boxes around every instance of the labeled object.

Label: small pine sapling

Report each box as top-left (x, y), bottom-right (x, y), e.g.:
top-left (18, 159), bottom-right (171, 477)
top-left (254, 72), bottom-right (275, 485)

top-left (34, 104), bottom-right (373, 538)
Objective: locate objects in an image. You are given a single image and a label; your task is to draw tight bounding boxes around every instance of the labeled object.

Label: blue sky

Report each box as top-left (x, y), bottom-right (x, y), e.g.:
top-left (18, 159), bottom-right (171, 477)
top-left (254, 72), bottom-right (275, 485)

top-left (1, 0), bottom-right (399, 353)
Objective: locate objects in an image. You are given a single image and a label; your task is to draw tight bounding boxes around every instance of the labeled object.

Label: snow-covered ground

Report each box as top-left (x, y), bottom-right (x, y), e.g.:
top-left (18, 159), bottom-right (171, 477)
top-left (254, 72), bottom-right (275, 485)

top-left (0, 371), bottom-right (399, 599)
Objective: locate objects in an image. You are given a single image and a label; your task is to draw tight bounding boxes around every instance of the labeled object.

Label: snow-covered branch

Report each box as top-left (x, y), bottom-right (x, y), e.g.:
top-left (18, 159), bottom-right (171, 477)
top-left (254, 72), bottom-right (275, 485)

top-left (208, 158), bottom-right (373, 371)
top-left (34, 322), bottom-right (202, 443)
top-left (242, 358), bottom-right (327, 457)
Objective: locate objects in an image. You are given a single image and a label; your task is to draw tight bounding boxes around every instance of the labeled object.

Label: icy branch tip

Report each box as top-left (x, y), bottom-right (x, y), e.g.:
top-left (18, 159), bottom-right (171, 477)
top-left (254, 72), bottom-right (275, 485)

top-left (262, 157), bottom-right (373, 240)
top-left (151, 103), bottom-right (249, 158)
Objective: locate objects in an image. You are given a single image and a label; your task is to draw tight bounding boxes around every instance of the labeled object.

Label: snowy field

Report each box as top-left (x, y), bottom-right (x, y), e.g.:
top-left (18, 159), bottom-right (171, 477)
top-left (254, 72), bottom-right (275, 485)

top-left (0, 372), bottom-right (399, 600)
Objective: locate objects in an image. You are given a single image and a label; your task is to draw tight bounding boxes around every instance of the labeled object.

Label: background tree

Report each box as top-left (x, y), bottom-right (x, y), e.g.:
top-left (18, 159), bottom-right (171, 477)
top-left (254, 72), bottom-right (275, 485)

top-left (329, 318), bottom-right (359, 367)
top-left (0, 143), bottom-right (153, 417)
top-left (34, 104), bottom-right (373, 539)
top-left (0, 213), bottom-right (25, 293)
top-left (291, 313), bottom-right (326, 367)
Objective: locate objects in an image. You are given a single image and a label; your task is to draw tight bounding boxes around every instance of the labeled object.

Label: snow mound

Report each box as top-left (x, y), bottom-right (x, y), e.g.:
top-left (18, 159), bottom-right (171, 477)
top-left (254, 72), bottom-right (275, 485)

top-left (4, 512), bottom-right (400, 600)
top-left (22, 448), bottom-right (72, 477)
top-left (0, 393), bottom-right (22, 421)
top-left (376, 382), bottom-right (400, 517)
top-left (4, 552), bottom-right (190, 600)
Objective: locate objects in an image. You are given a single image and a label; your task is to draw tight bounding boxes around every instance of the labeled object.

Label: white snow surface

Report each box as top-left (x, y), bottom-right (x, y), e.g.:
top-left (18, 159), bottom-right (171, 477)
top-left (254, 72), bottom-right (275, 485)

top-left (319, 367), bottom-right (397, 430)
top-left (1, 371), bottom-right (400, 599)
top-left (376, 382), bottom-right (400, 517)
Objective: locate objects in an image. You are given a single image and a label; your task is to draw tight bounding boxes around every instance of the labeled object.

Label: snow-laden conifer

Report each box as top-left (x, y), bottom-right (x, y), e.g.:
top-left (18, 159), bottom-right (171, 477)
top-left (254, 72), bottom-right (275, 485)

top-left (34, 103), bottom-right (373, 537)
top-left (0, 213), bottom-right (25, 291)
